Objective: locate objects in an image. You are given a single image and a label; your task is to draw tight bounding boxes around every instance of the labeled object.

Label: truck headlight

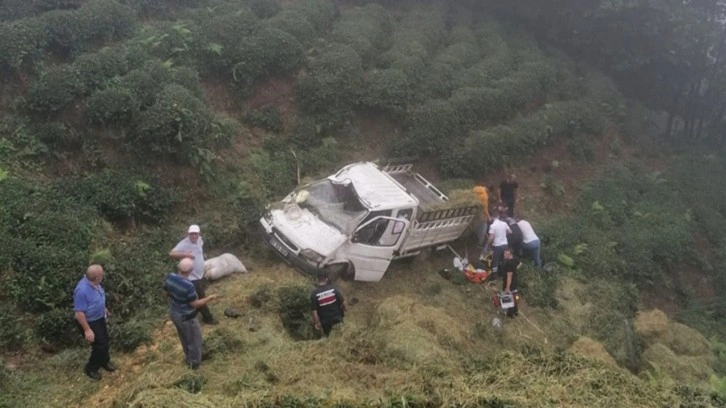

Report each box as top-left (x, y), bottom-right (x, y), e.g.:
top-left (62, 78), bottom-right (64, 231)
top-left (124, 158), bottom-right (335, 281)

top-left (300, 249), bottom-right (325, 265)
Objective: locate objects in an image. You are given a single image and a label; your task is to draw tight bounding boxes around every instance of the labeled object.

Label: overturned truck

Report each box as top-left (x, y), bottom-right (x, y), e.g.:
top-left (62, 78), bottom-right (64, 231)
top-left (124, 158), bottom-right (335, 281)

top-left (260, 162), bottom-right (478, 282)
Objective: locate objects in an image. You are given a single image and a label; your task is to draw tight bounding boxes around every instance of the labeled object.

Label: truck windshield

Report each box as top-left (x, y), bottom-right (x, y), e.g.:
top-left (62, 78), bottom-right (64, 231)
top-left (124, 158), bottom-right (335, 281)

top-left (297, 180), bottom-right (366, 234)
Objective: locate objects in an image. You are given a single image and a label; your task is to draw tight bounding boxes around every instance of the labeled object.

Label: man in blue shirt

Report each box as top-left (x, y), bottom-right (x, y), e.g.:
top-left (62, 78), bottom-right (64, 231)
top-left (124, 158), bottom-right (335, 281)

top-left (163, 258), bottom-right (220, 369)
top-left (169, 224), bottom-right (218, 325)
top-left (74, 264), bottom-right (115, 380)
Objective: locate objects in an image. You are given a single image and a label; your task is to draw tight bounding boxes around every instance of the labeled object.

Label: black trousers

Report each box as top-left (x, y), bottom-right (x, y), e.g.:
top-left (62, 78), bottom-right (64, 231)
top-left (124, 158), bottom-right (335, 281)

top-left (192, 279), bottom-right (214, 322)
top-left (321, 319), bottom-right (342, 336)
top-left (504, 198), bottom-right (515, 217)
top-left (86, 318), bottom-right (110, 372)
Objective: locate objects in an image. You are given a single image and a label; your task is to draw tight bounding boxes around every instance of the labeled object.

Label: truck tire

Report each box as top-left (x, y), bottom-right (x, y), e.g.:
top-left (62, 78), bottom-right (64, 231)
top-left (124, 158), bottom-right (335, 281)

top-left (325, 263), bottom-right (352, 281)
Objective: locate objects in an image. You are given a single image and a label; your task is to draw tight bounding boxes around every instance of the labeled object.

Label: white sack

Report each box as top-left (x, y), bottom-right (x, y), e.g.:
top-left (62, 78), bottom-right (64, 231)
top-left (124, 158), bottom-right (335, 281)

top-left (204, 253), bottom-right (247, 280)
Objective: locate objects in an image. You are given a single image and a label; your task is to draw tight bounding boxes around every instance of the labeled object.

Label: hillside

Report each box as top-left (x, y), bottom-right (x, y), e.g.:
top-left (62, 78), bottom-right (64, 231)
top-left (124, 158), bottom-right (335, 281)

top-left (1, 0), bottom-right (726, 407)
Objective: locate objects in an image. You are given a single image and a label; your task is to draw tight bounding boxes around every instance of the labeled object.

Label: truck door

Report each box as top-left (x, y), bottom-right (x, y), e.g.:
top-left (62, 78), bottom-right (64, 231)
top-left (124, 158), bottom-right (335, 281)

top-left (346, 216), bottom-right (409, 282)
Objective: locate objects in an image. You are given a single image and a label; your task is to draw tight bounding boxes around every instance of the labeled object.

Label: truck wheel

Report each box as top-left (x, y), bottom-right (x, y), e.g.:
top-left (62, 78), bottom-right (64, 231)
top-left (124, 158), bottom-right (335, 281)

top-left (325, 263), bottom-right (352, 281)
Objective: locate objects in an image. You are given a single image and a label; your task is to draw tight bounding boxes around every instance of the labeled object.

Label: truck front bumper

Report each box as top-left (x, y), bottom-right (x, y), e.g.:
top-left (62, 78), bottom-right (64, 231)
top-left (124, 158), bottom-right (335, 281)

top-left (259, 218), bottom-right (327, 277)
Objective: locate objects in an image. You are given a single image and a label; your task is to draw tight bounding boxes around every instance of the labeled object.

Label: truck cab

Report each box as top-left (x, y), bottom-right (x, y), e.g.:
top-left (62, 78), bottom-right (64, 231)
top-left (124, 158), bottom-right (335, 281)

top-left (259, 162), bottom-right (476, 282)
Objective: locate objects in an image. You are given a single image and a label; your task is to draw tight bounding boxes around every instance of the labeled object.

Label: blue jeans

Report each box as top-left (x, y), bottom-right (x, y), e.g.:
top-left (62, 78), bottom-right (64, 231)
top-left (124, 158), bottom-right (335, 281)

top-left (523, 239), bottom-right (542, 269)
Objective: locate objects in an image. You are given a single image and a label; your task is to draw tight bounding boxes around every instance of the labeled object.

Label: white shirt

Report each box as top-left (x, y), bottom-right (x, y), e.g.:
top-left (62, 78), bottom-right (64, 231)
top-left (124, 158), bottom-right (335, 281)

top-left (488, 219), bottom-right (511, 247)
top-left (173, 236), bottom-right (205, 280)
top-left (518, 220), bottom-right (539, 243)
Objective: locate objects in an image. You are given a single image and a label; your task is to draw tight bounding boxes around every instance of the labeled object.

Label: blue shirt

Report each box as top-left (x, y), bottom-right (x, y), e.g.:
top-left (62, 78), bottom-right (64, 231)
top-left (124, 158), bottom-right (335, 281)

top-left (163, 273), bottom-right (198, 316)
top-left (172, 236), bottom-right (205, 280)
top-left (73, 277), bottom-right (106, 322)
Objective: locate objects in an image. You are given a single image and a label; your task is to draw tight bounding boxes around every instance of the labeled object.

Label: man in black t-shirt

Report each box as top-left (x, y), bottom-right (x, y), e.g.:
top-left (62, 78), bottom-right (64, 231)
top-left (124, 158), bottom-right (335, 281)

top-left (502, 248), bottom-right (519, 293)
top-left (310, 274), bottom-right (347, 336)
top-left (499, 174), bottom-right (519, 217)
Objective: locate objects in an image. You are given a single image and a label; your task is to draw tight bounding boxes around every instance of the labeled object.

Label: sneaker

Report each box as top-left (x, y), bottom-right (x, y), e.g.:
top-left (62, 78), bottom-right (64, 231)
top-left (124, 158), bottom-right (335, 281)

top-left (102, 362), bottom-right (116, 372)
top-left (85, 368), bottom-right (102, 381)
top-left (190, 363), bottom-right (200, 370)
top-left (203, 318), bottom-right (219, 325)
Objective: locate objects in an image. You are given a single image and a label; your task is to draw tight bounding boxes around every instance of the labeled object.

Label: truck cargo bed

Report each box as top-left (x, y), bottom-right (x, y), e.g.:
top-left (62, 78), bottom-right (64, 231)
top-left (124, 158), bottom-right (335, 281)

top-left (385, 164), bottom-right (446, 207)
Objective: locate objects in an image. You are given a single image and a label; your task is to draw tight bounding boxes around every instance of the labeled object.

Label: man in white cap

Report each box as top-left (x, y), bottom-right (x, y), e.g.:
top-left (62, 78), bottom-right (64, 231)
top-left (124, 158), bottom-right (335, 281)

top-left (169, 224), bottom-right (218, 324)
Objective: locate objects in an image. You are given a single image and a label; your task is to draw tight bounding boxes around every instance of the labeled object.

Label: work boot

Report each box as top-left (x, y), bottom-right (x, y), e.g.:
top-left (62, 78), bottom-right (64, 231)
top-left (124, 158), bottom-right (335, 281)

top-left (85, 368), bottom-right (102, 381)
top-left (102, 361), bottom-right (116, 372)
top-left (203, 318), bottom-right (219, 325)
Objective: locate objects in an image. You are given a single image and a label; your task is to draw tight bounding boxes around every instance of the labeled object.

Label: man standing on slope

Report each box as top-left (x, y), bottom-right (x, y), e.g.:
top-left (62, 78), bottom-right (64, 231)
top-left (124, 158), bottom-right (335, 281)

top-left (74, 264), bottom-right (115, 380)
top-left (486, 210), bottom-right (512, 277)
top-left (473, 185), bottom-right (492, 247)
top-left (499, 174), bottom-right (519, 217)
top-left (170, 224), bottom-right (218, 325)
top-left (517, 219), bottom-right (542, 269)
top-left (311, 273), bottom-right (347, 337)
top-left (163, 258), bottom-right (220, 369)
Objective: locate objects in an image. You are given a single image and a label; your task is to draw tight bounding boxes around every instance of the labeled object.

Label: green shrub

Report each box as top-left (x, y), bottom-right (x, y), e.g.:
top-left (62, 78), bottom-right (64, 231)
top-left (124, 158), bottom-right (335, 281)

top-left (331, 4), bottom-right (393, 63)
top-left (33, 307), bottom-right (81, 346)
top-left (0, 307), bottom-right (26, 350)
top-left (249, 148), bottom-right (297, 200)
top-left (117, 61), bottom-right (173, 108)
top-left (249, 284), bottom-right (275, 309)
top-left (101, 231), bottom-right (175, 318)
top-left (203, 327), bottom-right (245, 360)
top-left (404, 99), bottom-right (462, 156)
top-left (299, 137), bottom-right (339, 176)
top-left (0, 19), bottom-right (47, 71)
top-left (25, 65), bottom-right (83, 113)
top-left (85, 87), bottom-right (138, 126)
top-left (268, 9), bottom-right (317, 47)
top-left (246, 0), bottom-right (281, 18)
top-left (133, 83), bottom-right (213, 155)
top-left (285, 0), bottom-right (336, 33)
top-left (109, 318), bottom-right (153, 352)
top-left (295, 43), bottom-right (364, 116)
top-left (192, 6), bottom-right (259, 73)
top-left (231, 26), bottom-right (304, 95)
top-left (33, 0), bottom-right (84, 11)
top-left (135, 20), bottom-right (201, 67)
top-left (59, 170), bottom-right (177, 225)
top-left (245, 104), bottom-right (283, 133)
top-left (277, 284), bottom-right (314, 341)
top-left (0, 0), bottom-right (37, 20)
top-left (360, 68), bottom-right (412, 114)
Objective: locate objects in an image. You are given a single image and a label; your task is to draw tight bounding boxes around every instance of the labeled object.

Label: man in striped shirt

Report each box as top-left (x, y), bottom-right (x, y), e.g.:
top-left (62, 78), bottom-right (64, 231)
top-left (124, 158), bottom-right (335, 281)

top-left (310, 274), bottom-right (347, 336)
top-left (163, 258), bottom-right (219, 369)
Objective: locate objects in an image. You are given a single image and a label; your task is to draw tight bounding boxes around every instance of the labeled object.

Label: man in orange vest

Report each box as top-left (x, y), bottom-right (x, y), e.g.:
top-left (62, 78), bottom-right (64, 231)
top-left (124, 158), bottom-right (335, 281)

top-left (473, 186), bottom-right (492, 249)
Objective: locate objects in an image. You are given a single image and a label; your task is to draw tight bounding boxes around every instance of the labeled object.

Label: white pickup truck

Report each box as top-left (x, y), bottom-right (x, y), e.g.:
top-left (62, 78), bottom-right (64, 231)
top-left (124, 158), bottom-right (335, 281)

top-left (259, 162), bottom-right (478, 282)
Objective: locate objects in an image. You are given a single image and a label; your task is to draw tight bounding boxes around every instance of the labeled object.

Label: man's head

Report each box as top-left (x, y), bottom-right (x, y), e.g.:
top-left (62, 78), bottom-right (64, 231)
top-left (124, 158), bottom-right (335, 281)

top-left (317, 273), bottom-right (330, 285)
top-left (503, 247), bottom-right (513, 260)
top-left (178, 258), bottom-right (194, 276)
top-left (188, 224), bottom-right (201, 243)
top-left (86, 264), bottom-right (104, 284)
top-left (507, 174), bottom-right (516, 183)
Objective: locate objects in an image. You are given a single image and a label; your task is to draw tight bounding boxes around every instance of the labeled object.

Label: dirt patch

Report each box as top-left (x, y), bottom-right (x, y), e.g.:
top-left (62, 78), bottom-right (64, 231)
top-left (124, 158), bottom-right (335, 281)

top-left (242, 75), bottom-right (299, 133)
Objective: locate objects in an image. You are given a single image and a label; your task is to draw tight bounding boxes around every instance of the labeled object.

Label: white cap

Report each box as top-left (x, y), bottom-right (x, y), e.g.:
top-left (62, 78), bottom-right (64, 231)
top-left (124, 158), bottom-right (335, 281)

top-left (188, 224), bottom-right (200, 234)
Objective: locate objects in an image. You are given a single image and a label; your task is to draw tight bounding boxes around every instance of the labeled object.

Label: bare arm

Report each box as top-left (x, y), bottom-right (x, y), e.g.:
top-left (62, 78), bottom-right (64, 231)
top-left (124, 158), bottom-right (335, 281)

top-left (311, 310), bottom-right (321, 331)
top-left (169, 250), bottom-right (195, 260)
top-left (75, 311), bottom-right (94, 343)
top-left (505, 272), bottom-right (513, 293)
top-left (191, 294), bottom-right (218, 309)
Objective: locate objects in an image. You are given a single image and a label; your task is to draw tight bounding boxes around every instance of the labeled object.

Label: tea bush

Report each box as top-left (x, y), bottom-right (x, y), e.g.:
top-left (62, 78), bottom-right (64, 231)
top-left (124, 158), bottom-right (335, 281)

top-left (360, 68), bottom-right (412, 115)
top-left (0, 19), bottom-right (47, 71)
top-left (246, 0), bottom-right (281, 18)
top-left (331, 4), bottom-right (393, 64)
top-left (133, 83), bottom-right (213, 155)
top-left (0, 306), bottom-right (26, 350)
top-left (33, 308), bottom-right (80, 346)
top-left (85, 87), bottom-right (138, 126)
top-left (295, 43), bottom-right (364, 117)
top-left (25, 65), bottom-right (83, 113)
top-left (59, 170), bottom-right (177, 225)
top-left (277, 284), bottom-right (314, 340)
top-left (245, 104), bottom-right (283, 133)
top-left (109, 317), bottom-right (154, 352)
top-left (268, 9), bottom-right (317, 47)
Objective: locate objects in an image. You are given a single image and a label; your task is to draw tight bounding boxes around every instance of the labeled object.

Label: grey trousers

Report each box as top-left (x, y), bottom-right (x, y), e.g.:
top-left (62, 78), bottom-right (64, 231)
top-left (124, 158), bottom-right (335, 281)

top-left (170, 312), bottom-right (203, 367)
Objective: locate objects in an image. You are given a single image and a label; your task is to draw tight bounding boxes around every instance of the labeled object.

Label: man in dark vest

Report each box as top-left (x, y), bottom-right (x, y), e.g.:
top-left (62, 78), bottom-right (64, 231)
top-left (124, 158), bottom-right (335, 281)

top-left (310, 273), bottom-right (347, 336)
top-left (499, 174), bottom-right (519, 217)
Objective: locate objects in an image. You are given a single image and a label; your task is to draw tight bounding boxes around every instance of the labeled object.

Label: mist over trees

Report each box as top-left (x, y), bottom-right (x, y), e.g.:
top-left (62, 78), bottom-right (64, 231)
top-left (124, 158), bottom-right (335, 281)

top-left (485, 0), bottom-right (726, 143)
